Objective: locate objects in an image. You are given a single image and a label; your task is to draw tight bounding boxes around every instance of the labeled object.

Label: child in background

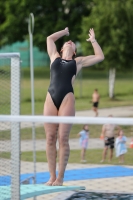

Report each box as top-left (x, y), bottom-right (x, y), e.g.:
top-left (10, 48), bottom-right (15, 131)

top-left (115, 130), bottom-right (127, 163)
top-left (78, 125), bottom-right (89, 163)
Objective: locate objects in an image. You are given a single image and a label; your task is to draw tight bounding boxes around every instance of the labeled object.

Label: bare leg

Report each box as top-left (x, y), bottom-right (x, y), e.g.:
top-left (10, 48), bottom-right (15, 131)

top-left (101, 146), bottom-right (108, 162)
top-left (121, 154), bottom-right (124, 163)
top-left (119, 155), bottom-right (122, 163)
top-left (52, 93), bottom-right (75, 186)
top-left (119, 154), bottom-right (124, 163)
top-left (92, 107), bottom-right (96, 116)
top-left (92, 107), bottom-right (98, 117)
top-left (95, 108), bottom-right (98, 117)
top-left (44, 93), bottom-right (58, 185)
top-left (109, 148), bottom-right (113, 162)
top-left (81, 148), bottom-right (86, 161)
top-left (118, 156), bottom-right (121, 163)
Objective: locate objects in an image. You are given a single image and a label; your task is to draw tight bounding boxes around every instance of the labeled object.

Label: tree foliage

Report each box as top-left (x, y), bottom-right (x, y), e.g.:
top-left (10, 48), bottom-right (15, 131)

top-left (80, 0), bottom-right (133, 70)
top-left (0, 0), bottom-right (91, 51)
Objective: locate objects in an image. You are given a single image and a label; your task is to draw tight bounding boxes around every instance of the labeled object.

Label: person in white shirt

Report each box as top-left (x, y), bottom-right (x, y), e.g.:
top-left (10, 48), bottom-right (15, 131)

top-left (115, 130), bottom-right (127, 163)
top-left (78, 125), bottom-right (90, 163)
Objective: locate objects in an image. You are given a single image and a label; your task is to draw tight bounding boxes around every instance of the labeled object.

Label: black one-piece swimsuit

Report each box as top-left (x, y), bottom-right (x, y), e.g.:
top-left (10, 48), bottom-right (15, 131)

top-left (48, 57), bottom-right (77, 110)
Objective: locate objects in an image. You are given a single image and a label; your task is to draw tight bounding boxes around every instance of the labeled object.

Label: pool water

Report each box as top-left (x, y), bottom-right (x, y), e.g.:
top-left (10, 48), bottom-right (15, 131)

top-left (66, 192), bottom-right (133, 200)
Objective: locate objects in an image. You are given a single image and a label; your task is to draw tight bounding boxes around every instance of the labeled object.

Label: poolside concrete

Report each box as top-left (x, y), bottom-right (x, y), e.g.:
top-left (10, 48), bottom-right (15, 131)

top-left (75, 106), bottom-right (133, 117)
top-left (23, 162), bottom-right (133, 200)
top-left (1, 159), bottom-right (133, 200)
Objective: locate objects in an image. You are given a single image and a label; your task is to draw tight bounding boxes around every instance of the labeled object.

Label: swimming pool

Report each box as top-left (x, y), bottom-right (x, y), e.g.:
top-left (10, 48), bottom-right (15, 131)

top-left (66, 191), bottom-right (133, 200)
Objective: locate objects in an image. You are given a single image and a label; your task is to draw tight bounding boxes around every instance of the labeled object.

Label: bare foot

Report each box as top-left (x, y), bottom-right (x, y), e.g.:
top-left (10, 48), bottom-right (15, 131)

top-left (45, 178), bottom-right (56, 186)
top-left (52, 178), bottom-right (63, 186)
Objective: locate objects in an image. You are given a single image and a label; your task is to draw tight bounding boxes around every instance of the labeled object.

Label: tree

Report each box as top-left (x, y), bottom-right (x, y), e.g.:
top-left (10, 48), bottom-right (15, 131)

top-left (0, 0), bottom-right (91, 51)
top-left (0, 1), bottom-right (7, 47)
top-left (79, 0), bottom-right (133, 98)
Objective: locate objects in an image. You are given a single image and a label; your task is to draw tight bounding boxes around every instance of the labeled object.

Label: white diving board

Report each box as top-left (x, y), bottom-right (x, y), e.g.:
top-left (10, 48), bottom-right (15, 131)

top-left (0, 184), bottom-right (85, 200)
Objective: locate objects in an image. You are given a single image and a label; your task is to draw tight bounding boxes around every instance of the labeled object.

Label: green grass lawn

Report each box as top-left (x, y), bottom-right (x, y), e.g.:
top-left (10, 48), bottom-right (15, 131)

top-left (0, 148), bottom-right (132, 165)
top-left (0, 124), bottom-right (132, 140)
top-left (0, 68), bottom-right (133, 115)
top-left (19, 78), bottom-right (133, 115)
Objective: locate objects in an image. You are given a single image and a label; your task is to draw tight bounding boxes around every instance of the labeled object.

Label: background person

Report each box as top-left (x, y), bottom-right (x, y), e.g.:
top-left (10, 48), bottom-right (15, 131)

top-left (43, 27), bottom-right (104, 186)
top-left (115, 130), bottom-right (127, 163)
top-left (92, 89), bottom-right (100, 117)
top-left (78, 125), bottom-right (90, 163)
top-left (100, 115), bottom-right (120, 163)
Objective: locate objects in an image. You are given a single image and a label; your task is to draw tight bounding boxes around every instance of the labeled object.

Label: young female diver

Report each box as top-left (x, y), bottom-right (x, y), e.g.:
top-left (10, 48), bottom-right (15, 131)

top-left (44, 27), bottom-right (104, 186)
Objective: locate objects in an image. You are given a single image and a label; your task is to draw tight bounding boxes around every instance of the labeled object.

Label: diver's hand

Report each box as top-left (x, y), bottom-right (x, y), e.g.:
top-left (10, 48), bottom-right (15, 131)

top-left (86, 28), bottom-right (96, 42)
top-left (65, 27), bottom-right (69, 36)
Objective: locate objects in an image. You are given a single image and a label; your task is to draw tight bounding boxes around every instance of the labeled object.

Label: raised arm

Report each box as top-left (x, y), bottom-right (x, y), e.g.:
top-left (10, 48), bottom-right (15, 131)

top-left (76, 28), bottom-right (104, 73)
top-left (47, 28), bottom-right (69, 63)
